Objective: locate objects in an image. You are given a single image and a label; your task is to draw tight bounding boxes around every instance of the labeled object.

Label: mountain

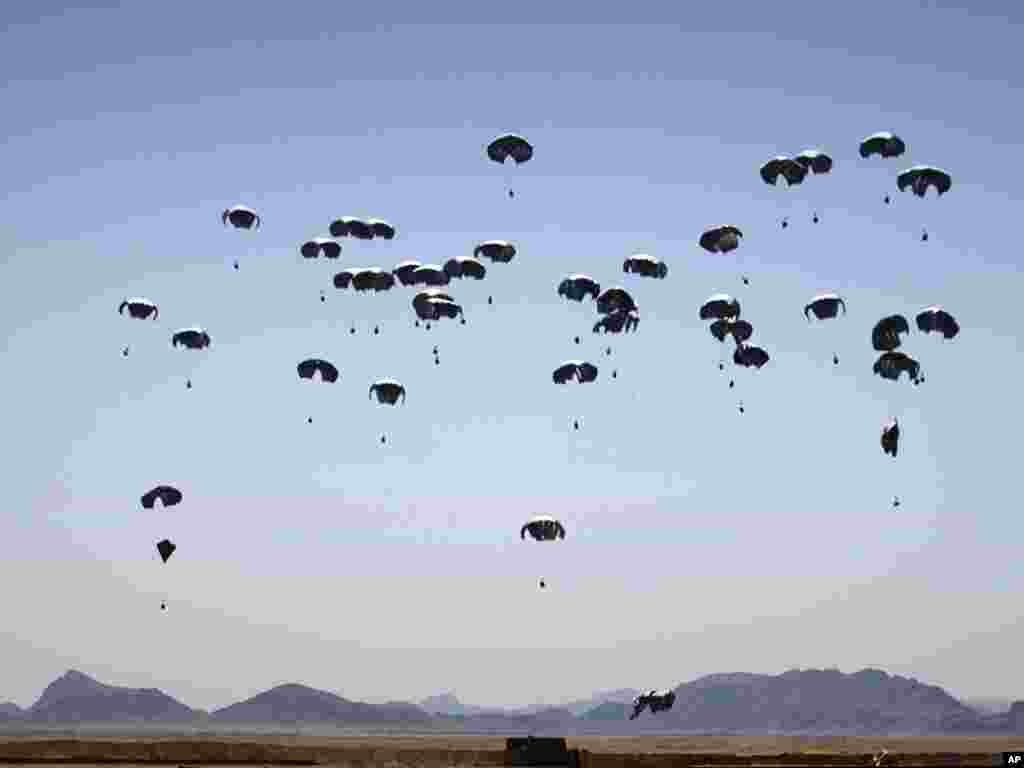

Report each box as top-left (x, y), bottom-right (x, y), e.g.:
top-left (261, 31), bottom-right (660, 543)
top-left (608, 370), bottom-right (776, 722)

top-left (580, 701), bottom-right (630, 720)
top-left (28, 670), bottom-right (201, 723)
top-left (210, 683), bottom-right (432, 724)
top-left (563, 688), bottom-right (640, 717)
top-left (639, 668), bottom-right (988, 734)
top-left (965, 697), bottom-right (1015, 715)
top-left (0, 702), bottom-right (24, 721)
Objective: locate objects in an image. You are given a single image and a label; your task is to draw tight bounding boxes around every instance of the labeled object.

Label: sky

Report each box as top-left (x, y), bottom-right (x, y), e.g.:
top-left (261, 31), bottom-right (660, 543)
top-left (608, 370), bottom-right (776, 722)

top-left (2, 0), bottom-right (1023, 713)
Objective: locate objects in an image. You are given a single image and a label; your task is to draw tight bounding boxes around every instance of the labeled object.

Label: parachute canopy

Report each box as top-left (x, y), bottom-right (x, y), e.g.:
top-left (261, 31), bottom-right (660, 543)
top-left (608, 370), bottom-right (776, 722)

top-left (297, 358), bottom-right (339, 383)
top-left (222, 205), bottom-right (260, 230)
top-left (805, 294), bottom-right (846, 321)
top-left (300, 238), bottom-right (341, 260)
top-left (521, 515), bottom-right (565, 541)
top-left (873, 351), bottom-right (921, 383)
top-left (760, 156), bottom-right (807, 186)
top-left (859, 132), bottom-right (906, 159)
top-left (558, 274), bottom-right (600, 302)
top-left (733, 344), bottom-right (770, 369)
top-left (897, 166), bottom-right (952, 197)
top-left (172, 328), bottom-right (211, 349)
top-left (710, 318), bottom-right (753, 345)
top-left (443, 257), bottom-right (487, 281)
top-left (795, 149), bottom-right (833, 175)
top-left (369, 379), bottom-right (406, 405)
top-left (872, 315), bottom-right (910, 352)
top-left (487, 134), bottom-right (533, 165)
top-left (699, 294), bottom-right (740, 321)
top-left (119, 298), bottom-right (158, 320)
top-left (699, 225), bottom-right (743, 254)
top-left (474, 240), bottom-right (517, 263)
top-left (916, 306), bottom-right (959, 339)
top-left (552, 361), bottom-right (598, 384)
top-left (596, 287), bottom-right (637, 315)
top-left (623, 254), bottom-right (667, 279)
top-left (141, 485), bottom-right (182, 509)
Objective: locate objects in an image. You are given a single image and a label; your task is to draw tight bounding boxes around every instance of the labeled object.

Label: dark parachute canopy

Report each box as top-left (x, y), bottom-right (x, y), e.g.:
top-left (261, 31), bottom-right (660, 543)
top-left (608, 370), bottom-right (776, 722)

top-left (412, 289), bottom-right (453, 319)
top-left (699, 293), bottom-right (741, 322)
top-left (558, 274), bottom-right (601, 302)
top-left (369, 379), bottom-right (406, 405)
top-left (156, 539), bottom-right (176, 564)
top-left (487, 134), bottom-right (534, 165)
top-left (410, 264), bottom-right (450, 287)
top-left (474, 240), bottom-right (517, 263)
top-left (897, 166), bottom-right (952, 198)
top-left (631, 690), bottom-right (677, 720)
top-left (623, 254), bottom-right (667, 279)
top-left (873, 351), bottom-right (921, 383)
top-left (916, 306), bottom-right (960, 339)
top-left (297, 358), bottom-right (339, 383)
top-left (710, 318), bottom-right (753, 345)
top-left (760, 156), bottom-right (808, 186)
top-left (392, 260), bottom-right (423, 286)
top-left (733, 343), bottom-right (770, 369)
top-left (443, 257), bottom-right (487, 280)
top-left (596, 287), bottom-right (637, 315)
top-left (520, 515), bottom-right (565, 541)
top-left (119, 298), bottom-right (158, 320)
top-left (593, 309), bottom-right (639, 335)
top-left (699, 225), bottom-right (743, 254)
top-left (300, 238), bottom-right (341, 260)
top-left (552, 361), bottom-right (599, 384)
top-left (222, 205), bottom-right (260, 230)
top-left (335, 268), bottom-right (395, 292)
top-left (872, 315), bottom-right (910, 352)
top-left (805, 293), bottom-right (846, 321)
top-left (171, 328), bottom-right (211, 349)
top-left (367, 218), bottom-right (396, 240)
top-left (881, 418), bottom-right (900, 458)
top-left (141, 485), bottom-right (182, 509)
top-left (859, 132), bottom-right (906, 159)
top-left (795, 149), bottom-right (833, 175)
top-left (329, 217), bottom-right (374, 240)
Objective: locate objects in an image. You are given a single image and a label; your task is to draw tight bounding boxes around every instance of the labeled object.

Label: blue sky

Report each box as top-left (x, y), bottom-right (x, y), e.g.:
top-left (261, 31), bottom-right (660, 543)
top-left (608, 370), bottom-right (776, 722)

top-left (2, 1), bottom-right (1022, 712)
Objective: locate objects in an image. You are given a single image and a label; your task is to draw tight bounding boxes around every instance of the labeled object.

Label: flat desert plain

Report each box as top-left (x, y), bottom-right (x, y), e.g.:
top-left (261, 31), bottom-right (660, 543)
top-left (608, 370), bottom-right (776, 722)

top-left (0, 734), bottom-right (1021, 766)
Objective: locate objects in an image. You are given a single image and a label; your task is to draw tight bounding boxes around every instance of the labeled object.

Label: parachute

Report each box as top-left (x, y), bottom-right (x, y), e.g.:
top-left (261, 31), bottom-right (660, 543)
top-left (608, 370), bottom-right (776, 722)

top-left (329, 217), bottom-right (374, 240)
top-left (369, 379), bottom-right (406, 405)
top-left (699, 225), bottom-right (743, 254)
top-left (872, 315), bottom-right (910, 352)
top-left (760, 156), bottom-right (807, 187)
top-left (873, 351), bottom-right (921, 383)
top-left (805, 293), bottom-right (846, 321)
top-left (733, 344), bottom-right (770, 369)
top-left (156, 538), bottom-right (176, 563)
top-left (558, 275), bottom-right (600, 302)
top-left (710, 318), bottom-right (753, 345)
top-left (794, 149), bottom-right (833, 175)
top-left (521, 515), bottom-right (566, 541)
top-left (916, 306), bottom-right (959, 339)
top-left (596, 287), bottom-right (637, 315)
top-left (881, 418), bottom-right (900, 457)
top-left (630, 690), bottom-right (676, 720)
top-left (141, 485), bottom-right (182, 509)
top-left (897, 166), bottom-right (952, 198)
top-left (859, 132), bottom-right (906, 159)
top-left (367, 218), bottom-right (396, 240)
top-left (552, 361), bottom-right (599, 384)
top-left (699, 294), bottom-right (741, 322)
top-left (119, 298), bottom-right (158, 320)
top-left (334, 268), bottom-right (395, 293)
top-left (300, 238), bottom-right (341, 260)
top-left (410, 264), bottom-right (450, 287)
top-left (222, 205), bottom-right (260, 230)
top-left (297, 358), bottom-right (339, 383)
top-left (392, 260), bottom-right (424, 286)
top-left (486, 134), bottom-right (533, 198)
top-left (443, 257), bottom-right (487, 281)
top-left (623, 254), bottom-right (667, 279)
top-left (171, 328), bottom-right (211, 350)
top-left (474, 240), bottom-right (517, 263)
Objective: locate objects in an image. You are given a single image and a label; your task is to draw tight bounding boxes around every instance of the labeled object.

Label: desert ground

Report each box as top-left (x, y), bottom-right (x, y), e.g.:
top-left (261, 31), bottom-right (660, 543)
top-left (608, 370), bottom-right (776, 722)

top-left (0, 734), bottom-right (1021, 767)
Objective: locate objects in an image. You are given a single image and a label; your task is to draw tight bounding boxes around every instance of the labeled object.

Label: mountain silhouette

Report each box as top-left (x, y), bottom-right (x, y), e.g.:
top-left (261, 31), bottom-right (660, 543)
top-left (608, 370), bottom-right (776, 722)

top-left (28, 670), bottom-right (201, 723)
top-left (4, 667), bottom-right (1022, 734)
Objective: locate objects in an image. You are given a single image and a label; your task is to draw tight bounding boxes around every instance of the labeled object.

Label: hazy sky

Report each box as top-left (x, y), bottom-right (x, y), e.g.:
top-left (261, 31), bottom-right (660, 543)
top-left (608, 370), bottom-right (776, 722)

top-left (2, 0), bottom-right (1023, 713)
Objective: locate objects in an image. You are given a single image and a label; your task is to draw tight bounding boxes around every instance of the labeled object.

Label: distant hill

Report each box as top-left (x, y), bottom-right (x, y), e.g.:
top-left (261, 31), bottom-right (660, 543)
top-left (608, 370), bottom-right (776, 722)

top-left (641, 668), bottom-right (990, 734)
top-left (965, 697), bottom-right (1015, 715)
top-left (563, 688), bottom-right (640, 717)
top-left (28, 670), bottom-right (201, 723)
top-left (580, 701), bottom-right (630, 721)
top-left (0, 702), bottom-right (24, 721)
top-left (210, 683), bottom-right (431, 724)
